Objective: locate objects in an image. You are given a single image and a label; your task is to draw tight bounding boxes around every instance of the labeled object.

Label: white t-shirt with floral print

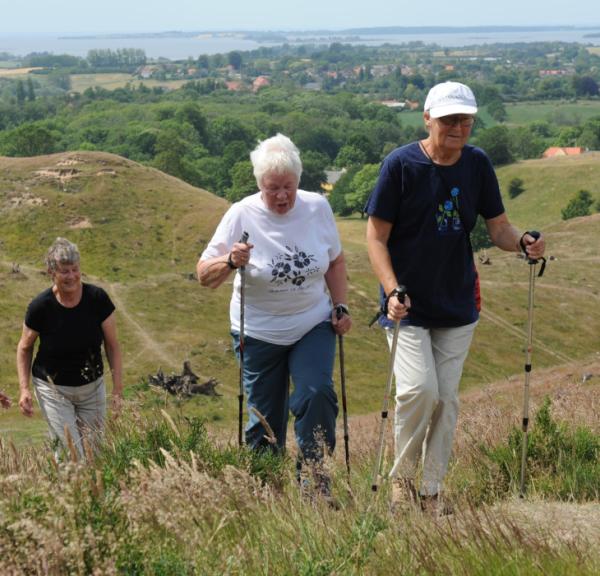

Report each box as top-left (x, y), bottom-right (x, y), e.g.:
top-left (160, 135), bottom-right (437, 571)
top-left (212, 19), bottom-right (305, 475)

top-left (200, 190), bottom-right (341, 345)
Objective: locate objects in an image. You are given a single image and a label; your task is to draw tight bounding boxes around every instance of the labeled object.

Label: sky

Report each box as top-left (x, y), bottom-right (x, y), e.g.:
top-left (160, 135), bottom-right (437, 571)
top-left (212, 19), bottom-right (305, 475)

top-left (0, 0), bottom-right (598, 35)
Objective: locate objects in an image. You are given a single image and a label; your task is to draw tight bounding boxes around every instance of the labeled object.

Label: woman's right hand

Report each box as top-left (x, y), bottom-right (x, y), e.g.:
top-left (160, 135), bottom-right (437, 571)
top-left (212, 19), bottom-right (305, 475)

top-left (387, 293), bottom-right (411, 322)
top-left (18, 390), bottom-right (34, 417)
top-left (228, 241), bottom-right (254, 269)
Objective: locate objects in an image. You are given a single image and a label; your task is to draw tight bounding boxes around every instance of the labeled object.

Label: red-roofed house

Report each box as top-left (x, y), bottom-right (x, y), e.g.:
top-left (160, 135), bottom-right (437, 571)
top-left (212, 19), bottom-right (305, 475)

top-left (225, 81), bottom-right (243, 92)
top-left (542, 147), bottom-right (585, 158)
top-left (252, 76), bottom-right (270, 92)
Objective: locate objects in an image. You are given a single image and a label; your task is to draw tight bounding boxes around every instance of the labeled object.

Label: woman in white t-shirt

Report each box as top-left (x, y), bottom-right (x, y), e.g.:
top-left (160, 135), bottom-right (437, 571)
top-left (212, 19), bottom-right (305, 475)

top-left (197, 134), bottom-right (351, 499)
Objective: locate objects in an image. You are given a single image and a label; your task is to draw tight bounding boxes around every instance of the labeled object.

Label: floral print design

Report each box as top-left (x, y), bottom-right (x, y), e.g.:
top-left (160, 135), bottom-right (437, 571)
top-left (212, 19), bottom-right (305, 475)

top-left (269, 245), bottom-right (319, 287)
top-left (436, 187), bottom-right (463, 234)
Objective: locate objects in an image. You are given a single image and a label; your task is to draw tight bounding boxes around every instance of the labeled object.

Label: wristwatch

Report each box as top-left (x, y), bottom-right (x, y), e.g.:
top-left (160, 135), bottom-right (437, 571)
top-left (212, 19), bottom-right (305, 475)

top-left (334, 303), bottom-right (350, 316)
top-left (226, 252), bottom-right (238, 269)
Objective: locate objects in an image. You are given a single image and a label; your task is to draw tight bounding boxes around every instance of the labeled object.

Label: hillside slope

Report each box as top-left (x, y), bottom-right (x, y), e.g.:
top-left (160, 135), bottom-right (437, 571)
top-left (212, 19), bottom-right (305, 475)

top-left (496, 152), bottom-right (600, 228)
top-left (1, 152), bottom-right (599, 444)
top-left (0, 152), bottom-right (234, 441)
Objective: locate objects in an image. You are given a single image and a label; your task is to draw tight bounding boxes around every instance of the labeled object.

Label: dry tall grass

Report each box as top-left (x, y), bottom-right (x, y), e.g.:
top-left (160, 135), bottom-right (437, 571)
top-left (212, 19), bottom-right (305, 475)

top-left (1, 367), bottom-right (599, 576)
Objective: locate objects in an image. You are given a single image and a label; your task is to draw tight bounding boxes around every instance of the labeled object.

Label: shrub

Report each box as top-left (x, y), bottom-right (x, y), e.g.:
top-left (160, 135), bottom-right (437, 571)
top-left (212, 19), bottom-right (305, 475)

top-left (508, 177), bottom-right (525, 199)
top-left (561, 189), bottom-right (593, 220)
top-left (484, 397), bottom-right (600, 501)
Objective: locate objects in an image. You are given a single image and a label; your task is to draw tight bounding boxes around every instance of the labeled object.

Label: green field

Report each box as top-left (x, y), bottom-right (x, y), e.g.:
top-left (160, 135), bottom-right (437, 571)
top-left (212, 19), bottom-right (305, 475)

top-left (505, 100), bottom-right (600, 126)
top-left (69, 73), bottom-right (188, 93)
top-left (397, 99), bottom-right (600, 131)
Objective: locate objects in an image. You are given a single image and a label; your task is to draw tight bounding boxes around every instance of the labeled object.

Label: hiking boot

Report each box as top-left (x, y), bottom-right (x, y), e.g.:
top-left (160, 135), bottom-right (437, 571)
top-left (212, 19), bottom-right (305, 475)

top-left (299, 471), bottom-right (340, 510)
top-left (314, 472), bottom-right (341, 510)
top-left (420, 494), bottom-right (453, 518)
top-left (390, 478), bottom-right (419, 512)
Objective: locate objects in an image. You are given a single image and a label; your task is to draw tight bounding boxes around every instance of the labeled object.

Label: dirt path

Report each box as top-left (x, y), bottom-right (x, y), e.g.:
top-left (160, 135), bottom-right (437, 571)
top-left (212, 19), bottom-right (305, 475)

top-left (106, 282), bottom-right (178, 370)
top-left (479, 307), bottom-right (572, 363)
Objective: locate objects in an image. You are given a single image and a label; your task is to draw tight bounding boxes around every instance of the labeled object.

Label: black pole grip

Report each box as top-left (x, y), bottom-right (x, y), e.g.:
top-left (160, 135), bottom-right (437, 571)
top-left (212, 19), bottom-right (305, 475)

top-left (239, 231), bottom-right (249, 243)
top-left (396, 284), bottom-right (407, 304)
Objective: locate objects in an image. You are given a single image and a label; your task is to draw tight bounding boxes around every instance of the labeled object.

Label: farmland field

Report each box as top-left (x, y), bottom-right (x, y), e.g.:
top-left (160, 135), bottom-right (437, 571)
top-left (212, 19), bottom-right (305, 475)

top-left (69, 73), bottom-right (188, 92)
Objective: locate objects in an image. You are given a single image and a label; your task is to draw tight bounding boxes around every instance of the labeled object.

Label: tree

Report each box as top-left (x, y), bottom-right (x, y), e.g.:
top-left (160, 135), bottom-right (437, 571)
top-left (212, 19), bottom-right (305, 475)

top-left (300, 150), bottom-right (328, 191)
top-left (509, 126), bottom-right (545, 159)
top-left (5, 123), bottom-right (57, 156)
top-left (16, 80), bottom-right (26, 105)
top-left (334, 145), bottom-right (366, 168)
top-left (175, 102), bottom-right (207, 142)
top-left (572, 75), bottom-right (599, 97)
top-left (561, 190), bottom-right (594, 220)
top-left (228, 51), bottom-right (243, 71)
top-left (487, 99), bottom-right (507, 123)
top-left (508, 178), bottom-right (525, 199)
top-left (345, 163), bottom-right (380, 216)
top-left (578, 117), bottom-right (600, 150)
top-left (26, 77), bottom-right (35, 102)
top-left (207, 117), bottom-right (256, 155)
top-left (328, 166), bottom-right (359, 216)
top-left (226, 160), bottom-right (256, 202)
top-left (153, 129), bottom-right (190, 180)
top-left (475, 126), bottom-right (514, 166)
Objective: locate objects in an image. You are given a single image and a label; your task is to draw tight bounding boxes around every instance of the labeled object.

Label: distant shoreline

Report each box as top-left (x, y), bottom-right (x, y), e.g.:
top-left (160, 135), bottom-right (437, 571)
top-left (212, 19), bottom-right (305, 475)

top-left (59, 25), bottom-right (600, 41)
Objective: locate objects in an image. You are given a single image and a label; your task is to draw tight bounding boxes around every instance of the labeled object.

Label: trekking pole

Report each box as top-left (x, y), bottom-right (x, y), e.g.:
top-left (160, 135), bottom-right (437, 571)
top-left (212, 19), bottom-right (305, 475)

top-left (371, 285), bottom-right (407, 492)
top-left (237, 231), bottom-right (250, 447)
top-left (335, 305), bottom-right (350, 477)
top-left (519, 231), bottom-right (546, 497)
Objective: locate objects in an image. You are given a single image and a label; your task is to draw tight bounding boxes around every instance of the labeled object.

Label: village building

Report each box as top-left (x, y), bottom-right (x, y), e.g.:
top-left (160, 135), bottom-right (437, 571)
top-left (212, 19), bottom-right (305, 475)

top-left (542, 147), bottom-right (586, 158)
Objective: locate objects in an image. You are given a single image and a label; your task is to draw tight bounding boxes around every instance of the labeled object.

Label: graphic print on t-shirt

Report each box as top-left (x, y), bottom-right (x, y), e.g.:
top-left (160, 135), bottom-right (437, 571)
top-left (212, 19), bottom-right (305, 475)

top-left (436, 186), bottom-right (463, 235)
top-left (269, 244), bottom-right (320, 288)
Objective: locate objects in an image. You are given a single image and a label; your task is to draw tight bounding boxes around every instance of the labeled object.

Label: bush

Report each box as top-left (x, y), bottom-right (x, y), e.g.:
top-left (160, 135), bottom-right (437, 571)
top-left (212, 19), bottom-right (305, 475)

top-left (484, 397), bottom-right (600, 501)
top-left (561, 189), bottom-right (594, 220)
top-left (508, 177), bottom-right (525, 199)
top-left (470, 216), bottom-right (493, 251)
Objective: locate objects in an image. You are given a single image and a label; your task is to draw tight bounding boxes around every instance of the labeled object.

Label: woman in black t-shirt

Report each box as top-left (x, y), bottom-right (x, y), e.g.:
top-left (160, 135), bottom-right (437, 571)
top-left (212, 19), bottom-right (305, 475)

top-left (16, 238), bottom-right (123, 457)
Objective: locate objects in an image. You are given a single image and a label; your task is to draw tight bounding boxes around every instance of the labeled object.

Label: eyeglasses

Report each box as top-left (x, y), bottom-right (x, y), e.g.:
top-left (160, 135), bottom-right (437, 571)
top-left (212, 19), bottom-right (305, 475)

top-left (437, 115), bottom-right (475, 127)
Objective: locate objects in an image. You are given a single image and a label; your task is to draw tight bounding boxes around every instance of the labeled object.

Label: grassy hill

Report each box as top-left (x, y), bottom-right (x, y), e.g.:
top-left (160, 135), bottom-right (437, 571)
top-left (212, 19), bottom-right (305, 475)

top-left (1, 151), bottom-right (599, 445)
top-left (496, 152), bottom-right (600, 228)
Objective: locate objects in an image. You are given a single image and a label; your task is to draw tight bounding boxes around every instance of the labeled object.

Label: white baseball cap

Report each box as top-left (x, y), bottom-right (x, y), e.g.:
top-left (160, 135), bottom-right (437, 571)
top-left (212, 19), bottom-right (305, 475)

top-left (424, 81), bottom-right (478, 118)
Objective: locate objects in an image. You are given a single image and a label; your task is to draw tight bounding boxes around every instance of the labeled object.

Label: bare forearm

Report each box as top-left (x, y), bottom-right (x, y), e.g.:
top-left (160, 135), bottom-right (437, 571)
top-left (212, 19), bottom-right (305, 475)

top-left (325, 253), bottom-right (348, 305)
top-left (16, 346), bottom-right (33, 392)
top-left (105, 344), bottom-right (123, 394)
top-left (486, 213), bottom-right (521, 253)
top-left (196, 256), bottom-right (234, 288)
top-left (491, 224), bottom-right (521, 252)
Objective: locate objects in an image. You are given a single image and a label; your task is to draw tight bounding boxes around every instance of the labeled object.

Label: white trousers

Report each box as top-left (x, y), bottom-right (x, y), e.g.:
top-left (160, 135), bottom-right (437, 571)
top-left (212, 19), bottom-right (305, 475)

top-left (386, 321), bottom-right (477, 495)
top-left (33, 375), bottom-right (106, 459)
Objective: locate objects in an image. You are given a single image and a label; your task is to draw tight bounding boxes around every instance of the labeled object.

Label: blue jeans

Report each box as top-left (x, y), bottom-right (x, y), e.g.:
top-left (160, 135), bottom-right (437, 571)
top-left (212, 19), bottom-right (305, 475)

top-left (232, 321), bottom-right (338, 461)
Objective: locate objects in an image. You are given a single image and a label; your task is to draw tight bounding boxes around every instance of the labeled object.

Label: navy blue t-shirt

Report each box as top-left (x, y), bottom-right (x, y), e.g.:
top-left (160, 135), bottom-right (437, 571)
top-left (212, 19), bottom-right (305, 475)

top-left (25, 283), bottom-right (115, 387)
top-left (365, 142), bottom-right (504, 328)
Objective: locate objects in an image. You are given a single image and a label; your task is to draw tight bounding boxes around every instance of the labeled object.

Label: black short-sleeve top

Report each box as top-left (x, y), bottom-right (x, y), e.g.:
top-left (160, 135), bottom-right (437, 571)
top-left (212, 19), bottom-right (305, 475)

top-left (25, 283), bottom-right (115, 387)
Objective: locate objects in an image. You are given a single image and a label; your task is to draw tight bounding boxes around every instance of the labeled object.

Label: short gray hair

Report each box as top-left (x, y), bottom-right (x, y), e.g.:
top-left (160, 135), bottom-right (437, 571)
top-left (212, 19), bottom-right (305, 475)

top-left (250, 133), bottom-right (303, 186)
top-left (45, 237), bottom-right (80, 271)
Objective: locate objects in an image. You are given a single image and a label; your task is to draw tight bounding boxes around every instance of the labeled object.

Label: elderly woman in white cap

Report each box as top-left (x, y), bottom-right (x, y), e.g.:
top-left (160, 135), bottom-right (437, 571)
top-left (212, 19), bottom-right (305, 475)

top-left (17, 237), bottom-right (122, 458)
top-left (197, 133), bottom-right (351, 502)
top-left (365, 81), bottom-right (545, 514)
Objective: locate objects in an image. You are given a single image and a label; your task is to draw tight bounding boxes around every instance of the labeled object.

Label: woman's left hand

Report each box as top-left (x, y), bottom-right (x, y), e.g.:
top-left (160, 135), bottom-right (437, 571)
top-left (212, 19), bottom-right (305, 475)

top-left (111, 392), bottom-right (123, 417)
top-left (332, 305), bottom-right (352, 336)
top-left (0, 392), bottom-right (11, 409)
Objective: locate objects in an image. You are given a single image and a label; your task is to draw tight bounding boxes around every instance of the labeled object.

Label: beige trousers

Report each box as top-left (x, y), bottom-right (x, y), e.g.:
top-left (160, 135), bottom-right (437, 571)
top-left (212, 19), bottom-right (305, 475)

top-left (386, 321), bottom-right (477, 495)
top-left (33, 375), bottom-right (106, 459)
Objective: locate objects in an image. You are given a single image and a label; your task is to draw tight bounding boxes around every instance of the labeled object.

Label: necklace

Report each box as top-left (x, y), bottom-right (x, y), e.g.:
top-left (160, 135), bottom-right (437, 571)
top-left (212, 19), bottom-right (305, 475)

top-left (419, 140), bottom-right (461, 166)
